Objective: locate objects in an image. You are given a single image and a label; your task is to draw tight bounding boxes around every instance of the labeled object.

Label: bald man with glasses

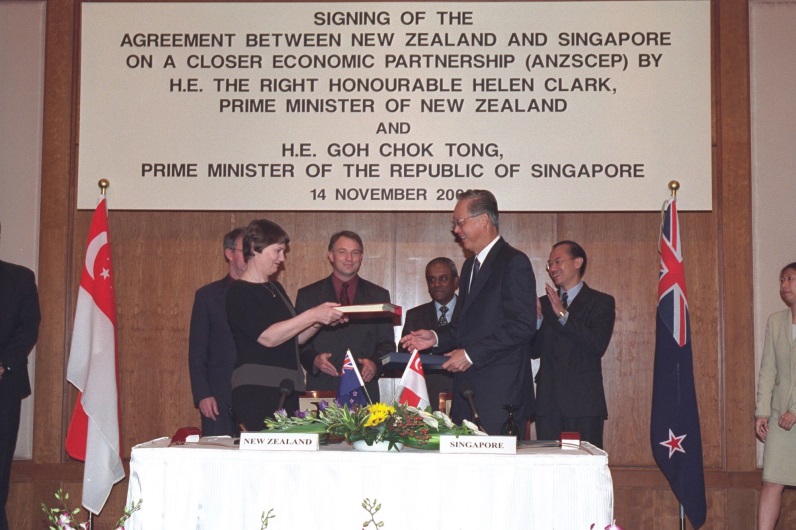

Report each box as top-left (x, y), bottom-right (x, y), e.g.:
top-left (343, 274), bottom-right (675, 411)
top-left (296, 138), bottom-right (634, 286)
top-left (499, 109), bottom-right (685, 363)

top-left (402, 190), bottom-right (537, 435)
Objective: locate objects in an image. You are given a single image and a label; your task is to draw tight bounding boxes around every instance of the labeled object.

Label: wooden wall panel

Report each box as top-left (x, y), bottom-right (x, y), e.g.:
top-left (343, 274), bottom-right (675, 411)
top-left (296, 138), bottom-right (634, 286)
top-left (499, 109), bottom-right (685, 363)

top-left (8, 0), bottom-right (767, 528)
top-left (718, 0), bottom-right (756, 473)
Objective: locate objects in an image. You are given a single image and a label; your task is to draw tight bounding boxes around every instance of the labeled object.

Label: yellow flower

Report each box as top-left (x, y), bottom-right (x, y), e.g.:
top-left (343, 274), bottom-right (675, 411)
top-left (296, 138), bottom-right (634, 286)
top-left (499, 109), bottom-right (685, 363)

top-left (364, 403), bottom-right (395, 427)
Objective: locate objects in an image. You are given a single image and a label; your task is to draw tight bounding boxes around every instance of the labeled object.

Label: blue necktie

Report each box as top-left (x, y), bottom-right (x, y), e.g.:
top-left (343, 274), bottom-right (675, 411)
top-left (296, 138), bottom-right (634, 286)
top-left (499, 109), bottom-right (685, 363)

top-left (438, 305), bottom-right (449, 326)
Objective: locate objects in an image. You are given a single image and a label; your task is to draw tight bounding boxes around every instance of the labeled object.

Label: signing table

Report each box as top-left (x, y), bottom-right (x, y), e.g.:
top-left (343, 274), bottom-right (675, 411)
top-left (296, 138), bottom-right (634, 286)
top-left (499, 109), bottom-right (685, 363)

top-left (126, 437), bottom-right (613, 529)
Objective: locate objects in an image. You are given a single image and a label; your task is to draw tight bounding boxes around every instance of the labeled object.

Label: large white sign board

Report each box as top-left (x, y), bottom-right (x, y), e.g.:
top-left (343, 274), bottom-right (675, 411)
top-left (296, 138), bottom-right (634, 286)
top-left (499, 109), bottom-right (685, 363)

top-left (79, 2), bottom-right (711, 211)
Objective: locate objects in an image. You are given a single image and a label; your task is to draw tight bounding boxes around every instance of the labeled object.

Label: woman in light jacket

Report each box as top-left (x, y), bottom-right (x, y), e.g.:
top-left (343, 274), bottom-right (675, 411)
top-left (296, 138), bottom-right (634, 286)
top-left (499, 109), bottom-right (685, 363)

top-left (755, 261), bottom-right (796, 530)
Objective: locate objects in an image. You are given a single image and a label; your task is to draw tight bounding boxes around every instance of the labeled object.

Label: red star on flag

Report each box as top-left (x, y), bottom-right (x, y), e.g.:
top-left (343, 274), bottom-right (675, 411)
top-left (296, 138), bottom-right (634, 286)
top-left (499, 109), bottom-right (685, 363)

top-left (660, 429), bottom-right (687, 458)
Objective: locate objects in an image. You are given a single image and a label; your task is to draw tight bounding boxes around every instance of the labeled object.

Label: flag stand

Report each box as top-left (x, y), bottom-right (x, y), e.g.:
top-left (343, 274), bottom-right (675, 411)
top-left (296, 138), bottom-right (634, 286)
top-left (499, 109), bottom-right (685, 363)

top-left (674, 183), bottom-right (685, 530)
top-left (90, 178), bottom-right (106, 530)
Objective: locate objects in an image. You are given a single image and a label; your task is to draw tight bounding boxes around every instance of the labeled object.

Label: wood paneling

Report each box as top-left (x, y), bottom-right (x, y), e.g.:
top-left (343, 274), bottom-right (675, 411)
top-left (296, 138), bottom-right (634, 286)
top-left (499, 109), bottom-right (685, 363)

top-left (7, 0), bottom-right (766, 528)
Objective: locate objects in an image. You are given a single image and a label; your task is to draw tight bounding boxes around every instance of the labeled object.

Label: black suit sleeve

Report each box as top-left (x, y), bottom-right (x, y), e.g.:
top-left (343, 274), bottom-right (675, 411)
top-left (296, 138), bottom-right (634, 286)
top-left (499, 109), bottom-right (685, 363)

top-left (0, 267), bottom-right (41, 372)
top-left (188, 288), bottom-right (212, 406)
top-left (370, 287), bottom-right (396, 360)
top-left (294, 286), bottom-right (319, 373)
top-left (558, 291), bottom-right (616, 360)
top-left (460, 251), bottom-right (537, 368)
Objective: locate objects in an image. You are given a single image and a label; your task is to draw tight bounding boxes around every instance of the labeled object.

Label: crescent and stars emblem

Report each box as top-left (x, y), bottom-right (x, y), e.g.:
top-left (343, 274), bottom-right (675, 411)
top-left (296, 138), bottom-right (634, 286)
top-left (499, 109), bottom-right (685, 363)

top-left (411, 356), bottom-right (423, 372)
top-left (85, 231), bottom-right (109, 280)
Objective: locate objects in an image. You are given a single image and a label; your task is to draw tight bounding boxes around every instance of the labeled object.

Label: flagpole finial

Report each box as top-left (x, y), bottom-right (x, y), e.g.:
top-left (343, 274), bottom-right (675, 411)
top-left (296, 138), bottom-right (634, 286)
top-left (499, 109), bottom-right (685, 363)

top-left (668, 180), bottom-right (680, 197)
top-left (98, 179), bottom-right (110, 195)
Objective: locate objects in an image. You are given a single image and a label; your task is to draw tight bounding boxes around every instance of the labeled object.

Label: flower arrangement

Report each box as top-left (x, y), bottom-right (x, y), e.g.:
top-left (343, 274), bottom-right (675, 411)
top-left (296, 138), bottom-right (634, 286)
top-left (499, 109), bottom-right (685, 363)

top-left (263, 400), bottom-right (484, 450)
top-left (40, 489), bottom-right (141, 530)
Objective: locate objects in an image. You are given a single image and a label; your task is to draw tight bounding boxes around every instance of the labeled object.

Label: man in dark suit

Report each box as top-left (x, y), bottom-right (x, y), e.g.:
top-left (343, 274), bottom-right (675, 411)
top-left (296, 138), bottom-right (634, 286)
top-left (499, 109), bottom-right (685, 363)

top-left (296, 231), bottom-right (395, 402)
top-left (531, 240), bottom-right (616, 449)
top-left (188, 227), bottom-right (246, 436)
top-left (401, 190), bottom-right (537, 435)
top-left (0, 224), bottom-right (41, 530)
top-left (400, 257), bottom-right (460, 411)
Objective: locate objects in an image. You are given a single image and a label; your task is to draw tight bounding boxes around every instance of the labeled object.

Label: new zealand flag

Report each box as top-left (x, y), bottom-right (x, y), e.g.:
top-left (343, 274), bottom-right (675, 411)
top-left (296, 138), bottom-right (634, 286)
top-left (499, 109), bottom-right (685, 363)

top-left (337, 350), bottom-right (367, 408)
top-left (650, 197), bottom-right (707, 529)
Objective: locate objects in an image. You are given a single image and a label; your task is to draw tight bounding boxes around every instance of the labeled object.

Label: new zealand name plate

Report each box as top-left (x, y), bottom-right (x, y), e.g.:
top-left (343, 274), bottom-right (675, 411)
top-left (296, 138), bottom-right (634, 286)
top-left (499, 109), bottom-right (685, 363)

top-left (239, 432), bottom-right (319, 451)
top-left (439, 435), bottom-right (517, 454)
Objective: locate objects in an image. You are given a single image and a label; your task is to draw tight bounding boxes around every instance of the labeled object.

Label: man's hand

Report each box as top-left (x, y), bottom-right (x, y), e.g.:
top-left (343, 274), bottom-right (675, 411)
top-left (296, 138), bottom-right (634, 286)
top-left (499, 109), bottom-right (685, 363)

top-left (400, 329), bottom-right (436, 352)
top-left (442, 349), bottom-right (472, 373)
top-left (545, 283), bottom-right (565, 316)
top-left (358, 358), bottom-right (377, 382)
top-left (198, 396), bottom-right (219, 421)
top-left (313, 352), bottom-right (339, 377)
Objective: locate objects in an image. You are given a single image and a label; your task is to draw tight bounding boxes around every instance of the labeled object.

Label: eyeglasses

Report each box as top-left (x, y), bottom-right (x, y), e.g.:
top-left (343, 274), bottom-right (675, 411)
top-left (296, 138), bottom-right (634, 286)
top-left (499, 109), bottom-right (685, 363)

top-left (227, 247), bottom-right (244, 253)
top-left (546, 257), bottom-right (574, 272)
top-left (450, 213), bottom-right (481, 231)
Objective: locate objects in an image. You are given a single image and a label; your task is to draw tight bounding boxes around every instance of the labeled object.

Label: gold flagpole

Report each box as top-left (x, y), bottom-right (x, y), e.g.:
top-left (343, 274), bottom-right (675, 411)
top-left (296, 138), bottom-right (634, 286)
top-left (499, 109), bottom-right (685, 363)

top-left (669, 179), bottom-right (685, 530)
top-left (88, 178), bottom-right (108, 526)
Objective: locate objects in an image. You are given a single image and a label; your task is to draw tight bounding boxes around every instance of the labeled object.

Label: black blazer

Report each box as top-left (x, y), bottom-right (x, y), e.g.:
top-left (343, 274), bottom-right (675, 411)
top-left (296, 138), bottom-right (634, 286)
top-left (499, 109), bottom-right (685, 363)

top-left (531, 282), bottom-right (616, 418)
top-left (189, 276), bottom-right (237, 408)
top-left (435, 238), bottom-right (537, 434)
top-left (0, 260), bottom-right (41, 399)
top-left (296, 275), bottom-right (395, 401)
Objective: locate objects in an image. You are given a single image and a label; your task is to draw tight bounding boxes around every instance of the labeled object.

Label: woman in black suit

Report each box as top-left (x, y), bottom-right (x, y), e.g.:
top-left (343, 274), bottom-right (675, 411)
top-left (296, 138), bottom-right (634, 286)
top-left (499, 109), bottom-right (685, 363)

top-left (226, 219), bottom-right (345, 431)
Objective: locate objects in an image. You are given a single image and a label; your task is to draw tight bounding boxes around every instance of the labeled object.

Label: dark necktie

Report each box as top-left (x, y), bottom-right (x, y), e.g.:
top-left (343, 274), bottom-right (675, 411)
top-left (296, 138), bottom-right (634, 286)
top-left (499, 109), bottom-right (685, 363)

top-left (438, 305), bottom-right (448, 326)
top-left (340, 282), bottom-right (351, 306)
top-left (561, 291), bottom-right (569, 310)
top-left (471, 258), bottom-right (481, 287)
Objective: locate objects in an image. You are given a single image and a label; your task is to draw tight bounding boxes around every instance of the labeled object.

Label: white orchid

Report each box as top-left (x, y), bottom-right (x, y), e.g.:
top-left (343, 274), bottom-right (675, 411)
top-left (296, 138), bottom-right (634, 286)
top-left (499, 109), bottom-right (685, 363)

top-left (462, 419), bottom-right (488, 435)
top-left (432, 410), bottom-right (455, 429)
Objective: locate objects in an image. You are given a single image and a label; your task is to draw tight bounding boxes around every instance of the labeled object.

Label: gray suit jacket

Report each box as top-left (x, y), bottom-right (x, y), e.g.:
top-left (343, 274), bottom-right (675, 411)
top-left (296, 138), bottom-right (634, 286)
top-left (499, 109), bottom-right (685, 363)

top-left (755, 308), bottom-right (796, 419)
top-left (296, 275), bottom-right (395, 401)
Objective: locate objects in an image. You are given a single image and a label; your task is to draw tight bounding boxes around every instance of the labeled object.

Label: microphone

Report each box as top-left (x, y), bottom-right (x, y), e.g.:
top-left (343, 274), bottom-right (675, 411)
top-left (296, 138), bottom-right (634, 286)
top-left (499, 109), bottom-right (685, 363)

top-left (461, 383), bottom-right (485, 432)
top-left (276, 378), bottom-right (295, 412)
top-left (226, 403), bottom-right (248, 434)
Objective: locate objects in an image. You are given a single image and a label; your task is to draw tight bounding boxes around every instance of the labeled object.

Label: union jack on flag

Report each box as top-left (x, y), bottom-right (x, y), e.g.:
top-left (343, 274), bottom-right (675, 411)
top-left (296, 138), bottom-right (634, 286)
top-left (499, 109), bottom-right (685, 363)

top-left (336, 350), bottom-right (367, 407)
top-left (658, 196), bottom-right (688, 347)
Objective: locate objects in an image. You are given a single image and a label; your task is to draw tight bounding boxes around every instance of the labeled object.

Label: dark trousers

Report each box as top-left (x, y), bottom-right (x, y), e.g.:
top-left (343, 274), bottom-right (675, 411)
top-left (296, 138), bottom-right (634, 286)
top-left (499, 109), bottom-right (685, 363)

top-left (536, 409), bottom-right (604, 449)
top-left (200, 408), bottom-right (237, 437)
top-left (0, 384), bottom-right (22, 530)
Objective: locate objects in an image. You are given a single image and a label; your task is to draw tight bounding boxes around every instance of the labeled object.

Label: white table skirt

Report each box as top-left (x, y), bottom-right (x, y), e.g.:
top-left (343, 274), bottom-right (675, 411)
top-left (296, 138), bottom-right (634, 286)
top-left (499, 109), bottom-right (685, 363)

top-left (126, 437), bottom-right (613, 530)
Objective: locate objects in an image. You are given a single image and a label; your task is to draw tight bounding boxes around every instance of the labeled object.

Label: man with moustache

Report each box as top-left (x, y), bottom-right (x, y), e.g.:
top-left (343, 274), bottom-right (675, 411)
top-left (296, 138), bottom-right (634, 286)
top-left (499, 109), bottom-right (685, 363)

top-left (296, 231), bottom-right (395, 402)
top-left (531, 240), bottom-right (616, 448)
top-left (400, 257), bottom-right (460, 411)
top-left (401, 190), bottom-right (537, 434)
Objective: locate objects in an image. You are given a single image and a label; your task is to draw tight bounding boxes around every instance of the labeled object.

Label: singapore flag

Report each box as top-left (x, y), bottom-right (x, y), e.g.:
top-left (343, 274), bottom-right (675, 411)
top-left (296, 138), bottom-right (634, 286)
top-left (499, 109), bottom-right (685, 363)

top-left (65, 194), bottom-right (124, 514)
top-left (399, 350), bottom-right (430, 409)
